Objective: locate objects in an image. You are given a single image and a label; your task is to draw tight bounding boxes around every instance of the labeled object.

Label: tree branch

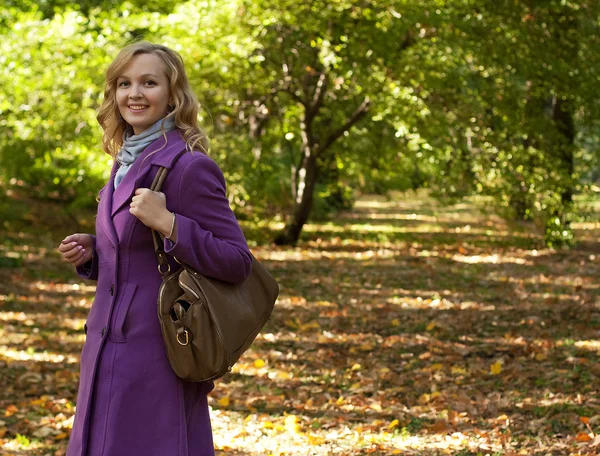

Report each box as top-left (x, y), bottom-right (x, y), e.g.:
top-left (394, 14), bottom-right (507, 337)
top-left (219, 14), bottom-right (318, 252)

top-left (309, 71), bottom-right (327, 114)
top-left (317, 97), bottom-right (371, 155)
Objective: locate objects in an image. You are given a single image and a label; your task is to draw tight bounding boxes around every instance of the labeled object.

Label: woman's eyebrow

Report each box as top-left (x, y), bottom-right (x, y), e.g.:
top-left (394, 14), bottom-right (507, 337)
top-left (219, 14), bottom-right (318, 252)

top-left (117, 73), bottom-right (161, 80)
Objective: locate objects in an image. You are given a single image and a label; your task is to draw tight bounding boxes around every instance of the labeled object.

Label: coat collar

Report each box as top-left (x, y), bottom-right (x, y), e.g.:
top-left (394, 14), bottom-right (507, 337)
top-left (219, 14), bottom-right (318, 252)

top-left (110, 130), bottom-right (187, 217)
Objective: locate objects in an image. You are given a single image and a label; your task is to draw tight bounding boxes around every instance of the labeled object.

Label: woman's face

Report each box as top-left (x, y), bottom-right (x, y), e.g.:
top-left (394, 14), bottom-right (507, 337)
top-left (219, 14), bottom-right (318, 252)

top-left (116, 53), bottom-right (171, 135)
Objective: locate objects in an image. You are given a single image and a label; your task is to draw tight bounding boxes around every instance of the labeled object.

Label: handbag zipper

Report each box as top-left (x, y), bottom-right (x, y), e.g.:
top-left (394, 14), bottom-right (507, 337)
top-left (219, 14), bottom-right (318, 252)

top-left (180, 276), bottom-right (201, 301)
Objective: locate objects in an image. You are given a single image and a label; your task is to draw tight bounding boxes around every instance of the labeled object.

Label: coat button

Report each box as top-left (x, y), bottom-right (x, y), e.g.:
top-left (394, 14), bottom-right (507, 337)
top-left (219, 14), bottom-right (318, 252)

top-left (84, 324), bottom-right (88, 335)
top-left (109, 285), bottom-right (114, 296)
top-left (101, 327), bottom-right (106, 337)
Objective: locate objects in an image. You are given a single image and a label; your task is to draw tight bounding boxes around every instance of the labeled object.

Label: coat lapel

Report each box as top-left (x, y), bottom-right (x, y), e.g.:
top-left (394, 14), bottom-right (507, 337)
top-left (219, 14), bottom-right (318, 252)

top-left (110, 130), bottom-right (187, 217)
top-left (96, 161), bottom-right (119, 249)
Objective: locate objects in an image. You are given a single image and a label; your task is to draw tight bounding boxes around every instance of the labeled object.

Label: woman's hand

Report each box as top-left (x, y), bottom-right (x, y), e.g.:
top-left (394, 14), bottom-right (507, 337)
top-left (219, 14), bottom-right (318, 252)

top-left (59, 234), bottom-right (93, 267)
top-left (130, 188), bottom-right (174, 237)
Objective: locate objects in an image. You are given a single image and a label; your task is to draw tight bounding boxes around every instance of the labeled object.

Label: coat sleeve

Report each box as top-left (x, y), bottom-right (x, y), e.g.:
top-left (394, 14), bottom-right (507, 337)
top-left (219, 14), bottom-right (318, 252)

top-left (76, 235), bottom-right (99, 281)
top-left (163, 155), bottom-right (252, 284)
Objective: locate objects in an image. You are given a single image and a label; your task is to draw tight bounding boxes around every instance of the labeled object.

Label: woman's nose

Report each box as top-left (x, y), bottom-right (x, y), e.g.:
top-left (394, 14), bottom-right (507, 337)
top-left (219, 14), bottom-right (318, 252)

top-left (129, 84), bottom-right (142, 98)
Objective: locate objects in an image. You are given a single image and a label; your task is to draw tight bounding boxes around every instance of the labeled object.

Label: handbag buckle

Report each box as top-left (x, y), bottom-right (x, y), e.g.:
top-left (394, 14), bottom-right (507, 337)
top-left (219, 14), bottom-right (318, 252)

top-left (176, 327), bottom-right (190, 346)
top-left (158, 263), bottom-right (171, 276)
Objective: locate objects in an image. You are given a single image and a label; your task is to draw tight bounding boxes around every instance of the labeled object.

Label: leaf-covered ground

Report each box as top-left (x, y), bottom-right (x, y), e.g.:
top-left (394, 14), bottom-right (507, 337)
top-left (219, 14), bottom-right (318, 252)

top-left (1, 191), bottom-right (600, 455)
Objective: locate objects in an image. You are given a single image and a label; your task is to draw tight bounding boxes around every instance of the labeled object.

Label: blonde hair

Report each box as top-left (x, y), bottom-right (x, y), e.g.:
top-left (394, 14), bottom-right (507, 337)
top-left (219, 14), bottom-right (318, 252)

top-left (97, 41), bottom-right (210, 157)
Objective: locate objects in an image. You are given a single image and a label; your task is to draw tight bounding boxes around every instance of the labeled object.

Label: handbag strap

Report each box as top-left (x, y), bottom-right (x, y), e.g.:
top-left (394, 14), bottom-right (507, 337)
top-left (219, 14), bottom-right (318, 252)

top-left (149, 148), bottom-right (188, 276)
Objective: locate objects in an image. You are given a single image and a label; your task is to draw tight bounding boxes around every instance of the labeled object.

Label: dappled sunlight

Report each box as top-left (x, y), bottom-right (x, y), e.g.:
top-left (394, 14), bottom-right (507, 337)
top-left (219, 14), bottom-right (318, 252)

top-left (341, 212), bottom-right (440, 222)
top-left (451, 253), bottom-right (532, 265)
top-left (0, 312), bottom-right (85, 330)
top-left (32, 282), bottom-right (96, 295)
top-left (573, 221), bottom-right (600, 230)
top-left (304, 221), bottom-right (538, 241)
top-left (486, 269), bottom-right (599, 289)
top-left (257, 247), bottom-right (398, 262)
top-left (0, 346), bottom-right (79, 364)
top-left (571, 340), bottom-right (600, 352)
top-left (386, 295), bottom-right (497, 312)
top-left (210, 407), bottom-right (406, 454)
top-left (353, 199), bottom-right (406, 210)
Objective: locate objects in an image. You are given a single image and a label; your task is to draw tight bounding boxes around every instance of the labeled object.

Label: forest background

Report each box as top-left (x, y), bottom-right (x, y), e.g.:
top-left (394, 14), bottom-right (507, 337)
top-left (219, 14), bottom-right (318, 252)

top-left (2, 1), bottom-right (600, 455)
top-left (1, 0), bottom-right (599, 245)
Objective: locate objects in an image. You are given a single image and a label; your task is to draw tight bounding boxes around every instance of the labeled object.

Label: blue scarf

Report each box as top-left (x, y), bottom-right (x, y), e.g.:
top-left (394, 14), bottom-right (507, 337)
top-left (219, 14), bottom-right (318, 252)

top-left (114, 116), bottom-right (176, 188)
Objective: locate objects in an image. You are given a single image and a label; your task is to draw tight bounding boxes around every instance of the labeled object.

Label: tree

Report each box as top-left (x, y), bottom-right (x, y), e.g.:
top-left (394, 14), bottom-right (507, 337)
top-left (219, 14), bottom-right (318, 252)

top-left (220, 0), bottom-right (424, 244)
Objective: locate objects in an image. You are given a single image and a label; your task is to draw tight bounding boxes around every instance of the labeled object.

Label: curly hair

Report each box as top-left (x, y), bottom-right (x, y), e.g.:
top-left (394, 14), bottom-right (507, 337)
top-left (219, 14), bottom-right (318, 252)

top-left (97, 41), bottom-right (210, 157)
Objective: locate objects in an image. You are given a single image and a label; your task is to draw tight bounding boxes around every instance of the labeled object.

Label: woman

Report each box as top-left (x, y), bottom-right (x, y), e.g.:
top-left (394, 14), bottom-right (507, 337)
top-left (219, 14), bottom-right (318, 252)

top-left (57, 41), bottom-right (252, 456)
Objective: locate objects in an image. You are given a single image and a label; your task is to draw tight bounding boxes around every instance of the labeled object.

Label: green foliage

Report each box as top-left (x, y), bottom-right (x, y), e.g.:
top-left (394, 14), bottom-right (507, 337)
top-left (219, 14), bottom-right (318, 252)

top-left (1, 0), bottom-right (599, 246)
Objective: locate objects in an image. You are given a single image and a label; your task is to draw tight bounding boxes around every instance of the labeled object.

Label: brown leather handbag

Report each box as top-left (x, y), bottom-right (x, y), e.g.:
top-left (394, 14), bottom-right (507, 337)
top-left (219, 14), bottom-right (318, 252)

top-left (150, 163), bottom-right (279, 382)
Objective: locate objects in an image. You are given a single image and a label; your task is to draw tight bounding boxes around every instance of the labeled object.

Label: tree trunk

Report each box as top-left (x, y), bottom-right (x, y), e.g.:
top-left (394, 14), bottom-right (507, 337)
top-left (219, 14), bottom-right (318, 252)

top-left (274, 96), bottom-right (370, 245)
top-left (553, 96), bottom-right (575, 212)
top-left (274, 144), bottom-right (318, 245)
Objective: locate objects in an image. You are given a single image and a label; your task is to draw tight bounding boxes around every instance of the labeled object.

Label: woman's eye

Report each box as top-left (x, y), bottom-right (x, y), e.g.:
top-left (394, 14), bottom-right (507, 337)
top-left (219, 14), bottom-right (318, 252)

top-left (145, 80), bottom-right (157, 86)
top-left (118, 81), bottom-right (129, 87)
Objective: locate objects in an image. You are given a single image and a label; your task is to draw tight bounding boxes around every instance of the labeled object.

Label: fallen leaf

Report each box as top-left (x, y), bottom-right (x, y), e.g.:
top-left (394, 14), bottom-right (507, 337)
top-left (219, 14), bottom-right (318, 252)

top-left (490, 361), bottom-right (502, 375)
top-left (576, 431), bottom-right (593, 442)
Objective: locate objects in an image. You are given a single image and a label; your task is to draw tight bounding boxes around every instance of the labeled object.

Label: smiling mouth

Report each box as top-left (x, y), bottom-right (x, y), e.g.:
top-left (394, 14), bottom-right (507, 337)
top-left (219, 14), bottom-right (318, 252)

top-left (128, 105), bottom-right (148, 111)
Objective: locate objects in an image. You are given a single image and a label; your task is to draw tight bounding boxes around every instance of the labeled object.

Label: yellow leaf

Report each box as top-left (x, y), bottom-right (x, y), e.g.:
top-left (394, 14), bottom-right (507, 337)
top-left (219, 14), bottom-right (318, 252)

top-left (305, 398), bottom-right (313, 407)
top-left (307, 434), bottom-right (325, 444)
top-left (391, 319), bottom-right (400, 327)
top-left (535, 353), bottom-right (547, 361)
top-left (262, 421), bottom-right (274, 429)
top-left (217, 396), bottom-right (230, 407)
top-left (490, 361), bottom-right (503, 375)
top-left (284, 319), bottom-right (298, 329)
top-left (299, 320), bottom-right (321, 332)
top-left (388, 419), bottom-right (399, 430)
top-left (431, 391), bottom-right (442, 400)
top-left (418, 393), bottom-right (431, 404)
top-left (369, 403), bottom-right (382, 412)
top-left (351, 363), bottom-right (362, 371)
top-left (336, 396), bottom-right (345, 405)
top-left (54, 432), bottom-right (69, 441)
top-left (358, 342), bottom-right (375, 351)
top-left (254, 359), bottom-right (266, 368)
top-left (426, 321), bottom-right (436, 331)
top-left (0, 427), bottom-right (7, 438)
top-left (431, 363), bottom-right (444, 371)
top-left (317, 335), bottom-right (331, 343)
top-left (379, 367), bottom-right (390, 374)
top-left (451, 366), bottom-right (469, 375)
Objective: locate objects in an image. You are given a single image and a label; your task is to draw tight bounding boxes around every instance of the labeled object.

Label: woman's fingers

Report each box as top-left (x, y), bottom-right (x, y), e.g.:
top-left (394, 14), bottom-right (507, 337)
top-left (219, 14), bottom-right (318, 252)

top-left (58, 241), bottom-right (78, 253)
top-left (58, 234), bottom-right (92, 268)
top-left (63, 247), bottom-right (86, 261)
top-left (72, 251), bottom-right (88, 267)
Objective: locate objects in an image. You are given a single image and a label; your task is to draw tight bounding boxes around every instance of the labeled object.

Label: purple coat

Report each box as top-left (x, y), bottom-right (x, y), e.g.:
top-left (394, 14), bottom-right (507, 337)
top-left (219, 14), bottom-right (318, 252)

top-left (66, 130), bottom-right (252, 456)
